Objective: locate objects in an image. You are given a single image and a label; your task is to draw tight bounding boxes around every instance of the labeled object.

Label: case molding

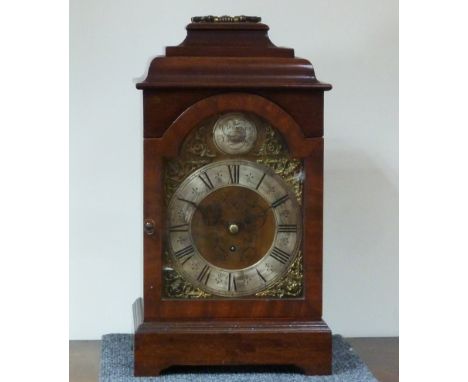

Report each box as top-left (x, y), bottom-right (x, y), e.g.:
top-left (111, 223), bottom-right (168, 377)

top-left (135, 317), bottom-right (332, 376)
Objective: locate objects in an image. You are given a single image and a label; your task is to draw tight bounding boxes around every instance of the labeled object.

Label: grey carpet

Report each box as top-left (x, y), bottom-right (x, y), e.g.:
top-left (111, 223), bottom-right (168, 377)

top-left (100, 334), bottom-right (377, 382)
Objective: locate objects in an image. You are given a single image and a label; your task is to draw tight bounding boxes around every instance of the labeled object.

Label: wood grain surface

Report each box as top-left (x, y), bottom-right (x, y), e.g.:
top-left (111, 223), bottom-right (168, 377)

top-left (69, 337), bottom-right (398, 382)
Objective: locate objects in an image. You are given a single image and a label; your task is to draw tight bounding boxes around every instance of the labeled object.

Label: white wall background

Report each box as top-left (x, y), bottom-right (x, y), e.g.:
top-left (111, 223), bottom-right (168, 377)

top-left (70, 0), bottom-right (398, 339)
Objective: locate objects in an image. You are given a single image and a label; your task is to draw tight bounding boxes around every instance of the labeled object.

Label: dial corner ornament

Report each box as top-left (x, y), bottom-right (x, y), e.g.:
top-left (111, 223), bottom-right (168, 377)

top-left (166, 159), bottom-right (302, 297)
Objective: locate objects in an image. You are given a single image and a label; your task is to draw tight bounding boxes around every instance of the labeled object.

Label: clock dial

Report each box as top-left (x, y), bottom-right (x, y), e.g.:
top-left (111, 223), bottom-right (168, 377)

top-left (167, 159), bottom-right (302, 297)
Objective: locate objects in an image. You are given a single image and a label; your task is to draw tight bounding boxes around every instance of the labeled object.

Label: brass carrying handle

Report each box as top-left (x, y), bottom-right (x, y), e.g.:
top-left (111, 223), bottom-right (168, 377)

top-left (191, 15), bottom-right (261, 23)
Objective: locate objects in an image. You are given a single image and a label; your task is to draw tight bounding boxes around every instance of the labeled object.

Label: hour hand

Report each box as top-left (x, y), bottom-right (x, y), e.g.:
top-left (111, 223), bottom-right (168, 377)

top-left (177, 196), bottom-right (223, 226)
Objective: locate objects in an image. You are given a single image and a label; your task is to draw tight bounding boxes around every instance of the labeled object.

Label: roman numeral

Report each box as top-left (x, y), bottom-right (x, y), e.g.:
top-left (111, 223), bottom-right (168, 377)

top-left (169, 223), bottom-right (189, 232)
top-left (180, 255), bottom-right (193, 266)
top-left (256, 173), bottom-right (266, 190)
top-left (270, 246), bottom-right (291, 264)
top-left (197, 265), bottom-right (211, 285)
top-left (277, 224), bottom-right (297, 233)
top-left (228, 164), bottom-right (240, 184)
top-left (228, 273), bottom-right (237, 292)
top-left (174, 245), bottom-right (194, 261)
top-left (198, 171), bottom-right (214, 190)
top-left (256, 268), bottom-right (266, 283)
top-left (177, 197), bottom-right (197, 208)
top-left (271, 194), bottom-right (289, 208)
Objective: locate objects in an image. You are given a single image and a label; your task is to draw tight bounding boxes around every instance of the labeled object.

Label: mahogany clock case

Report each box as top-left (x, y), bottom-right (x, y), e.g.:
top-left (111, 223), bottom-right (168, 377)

top-left (134, 20), bottom-right (332, 375)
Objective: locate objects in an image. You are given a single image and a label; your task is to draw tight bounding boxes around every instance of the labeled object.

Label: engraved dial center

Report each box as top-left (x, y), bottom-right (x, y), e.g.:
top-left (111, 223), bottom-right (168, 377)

top-left (228, 223), bottom-right (239, 234)
top-left (191, 186), bottom-right (276, 270)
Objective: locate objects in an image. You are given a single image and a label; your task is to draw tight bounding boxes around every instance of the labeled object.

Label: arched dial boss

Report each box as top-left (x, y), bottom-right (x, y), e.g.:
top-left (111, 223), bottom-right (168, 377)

top-left (167, 159), bottom-right (302, 297)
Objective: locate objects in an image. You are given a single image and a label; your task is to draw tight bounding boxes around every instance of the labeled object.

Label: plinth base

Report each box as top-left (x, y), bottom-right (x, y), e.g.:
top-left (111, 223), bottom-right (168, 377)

top-left (134, 320), bottom-right (332, 376)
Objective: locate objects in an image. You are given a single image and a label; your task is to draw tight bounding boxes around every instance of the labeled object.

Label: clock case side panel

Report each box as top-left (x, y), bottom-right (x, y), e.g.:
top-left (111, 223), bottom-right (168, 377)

top-left (142, 92), bottom-right (325, 321)
top-left (143, 142), bottom-right (164, 316)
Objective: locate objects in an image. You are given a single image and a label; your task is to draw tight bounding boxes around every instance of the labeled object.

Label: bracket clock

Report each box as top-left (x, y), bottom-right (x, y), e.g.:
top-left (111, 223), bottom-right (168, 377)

top-left (134, 16), bottom-right (333, 376)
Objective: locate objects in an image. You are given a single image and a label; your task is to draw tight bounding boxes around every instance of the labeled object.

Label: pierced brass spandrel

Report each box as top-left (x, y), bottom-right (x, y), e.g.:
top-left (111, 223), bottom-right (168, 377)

top-left (255, 251), bottom-right (303, 298)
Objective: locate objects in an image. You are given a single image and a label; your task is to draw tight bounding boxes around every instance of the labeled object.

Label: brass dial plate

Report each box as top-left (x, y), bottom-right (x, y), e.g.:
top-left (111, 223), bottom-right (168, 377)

top-left (167, 159), bottom-right (302, 297)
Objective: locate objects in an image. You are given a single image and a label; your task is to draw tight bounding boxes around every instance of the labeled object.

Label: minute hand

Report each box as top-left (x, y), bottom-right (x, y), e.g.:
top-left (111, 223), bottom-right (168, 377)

top-left (177, 197), bottom-right (213, 220)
